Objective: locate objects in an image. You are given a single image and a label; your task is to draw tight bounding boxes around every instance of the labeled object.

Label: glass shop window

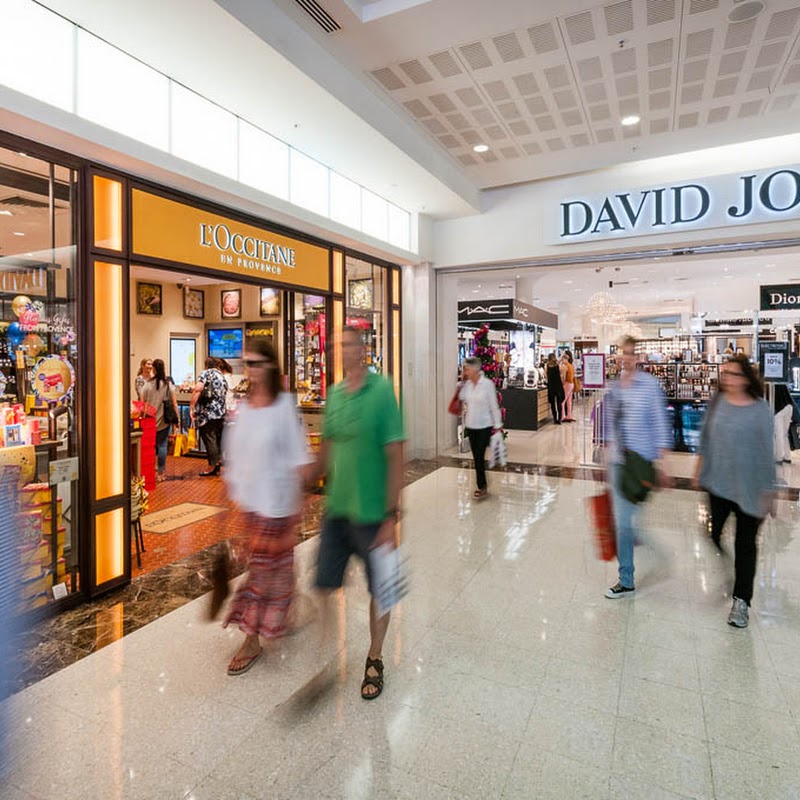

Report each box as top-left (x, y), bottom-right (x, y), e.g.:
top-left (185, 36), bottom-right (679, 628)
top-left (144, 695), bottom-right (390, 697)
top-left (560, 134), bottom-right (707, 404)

top-left (0, 146), bottom-right (80, 609)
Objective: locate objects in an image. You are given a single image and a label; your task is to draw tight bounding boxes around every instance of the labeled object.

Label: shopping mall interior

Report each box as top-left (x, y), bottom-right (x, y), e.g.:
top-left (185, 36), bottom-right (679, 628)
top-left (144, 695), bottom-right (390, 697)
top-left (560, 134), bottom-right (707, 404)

top-left (3, 0), bottom-right (800, 797)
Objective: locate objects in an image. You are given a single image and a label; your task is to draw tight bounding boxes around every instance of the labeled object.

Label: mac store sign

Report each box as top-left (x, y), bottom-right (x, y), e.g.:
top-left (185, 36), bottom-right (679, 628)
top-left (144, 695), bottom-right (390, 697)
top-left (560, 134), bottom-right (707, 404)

top-left (553, 165), bottom-right (800, 244)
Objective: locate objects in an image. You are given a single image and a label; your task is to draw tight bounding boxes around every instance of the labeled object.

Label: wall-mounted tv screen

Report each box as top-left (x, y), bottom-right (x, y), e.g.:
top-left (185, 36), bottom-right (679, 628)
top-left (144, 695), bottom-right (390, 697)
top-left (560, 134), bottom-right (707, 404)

top-left (208, 327), bottom-right (243, 359)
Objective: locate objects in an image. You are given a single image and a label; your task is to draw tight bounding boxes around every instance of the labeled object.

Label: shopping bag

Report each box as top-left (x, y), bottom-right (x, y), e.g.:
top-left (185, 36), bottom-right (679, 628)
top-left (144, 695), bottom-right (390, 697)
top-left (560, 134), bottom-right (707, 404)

top-left (587, 490), bottom-right (616, 561)
top-left (487, 430), bottom-right (507, 468)
top-left (187, 428), bottom-right (197, 450)
top-left (172, 433), bottom-right (187, 457)
top-left (448, 384), bottom-right (463, 416)
top-left (369, 543), bottom-right (410, 618)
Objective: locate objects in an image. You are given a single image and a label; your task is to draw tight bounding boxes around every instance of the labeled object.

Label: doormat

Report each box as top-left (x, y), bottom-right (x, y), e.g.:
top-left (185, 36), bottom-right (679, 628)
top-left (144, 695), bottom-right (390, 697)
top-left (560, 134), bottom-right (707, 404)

top-left (140, 503), bottom-right (226, 534)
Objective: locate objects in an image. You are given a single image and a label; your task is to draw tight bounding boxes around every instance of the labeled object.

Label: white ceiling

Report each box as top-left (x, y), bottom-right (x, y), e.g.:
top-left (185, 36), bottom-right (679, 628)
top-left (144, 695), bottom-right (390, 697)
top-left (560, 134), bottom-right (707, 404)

top-left (256, 0), bottom-right (800, 191)
top-left (456, 246), bottom-right (800, 321)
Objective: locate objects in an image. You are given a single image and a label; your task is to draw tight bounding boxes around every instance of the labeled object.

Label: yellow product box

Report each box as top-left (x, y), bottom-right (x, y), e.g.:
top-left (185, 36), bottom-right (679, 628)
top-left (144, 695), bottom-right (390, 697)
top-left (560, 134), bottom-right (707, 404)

top-left (19, 483), bottom-right (51, 507)
top-left (56, 557), bottom-right (67, 582)
top-left (21, 561), bottom-right (46, 581)
top-left (19, 540), bottom-right (49, 566)
top-left (0, 444), bottom-right (35, 484)
top-left (16, 509), bottom-right (43, 544)
top-left (18, 591), bottom-right (49, 613)
top-left (42, 515), bottom-right (63, 537)
top-left (42, 527), bottom-right (65, 549)
top-left (20, 570), bottom-right (53, 599)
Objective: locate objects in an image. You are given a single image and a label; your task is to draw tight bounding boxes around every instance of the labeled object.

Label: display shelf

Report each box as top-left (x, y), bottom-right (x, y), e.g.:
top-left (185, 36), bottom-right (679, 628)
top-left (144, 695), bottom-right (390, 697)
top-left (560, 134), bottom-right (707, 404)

top-left (639, 363), bottom-right (676, 398)
top-left (675, 363), bottom-right (718, 400)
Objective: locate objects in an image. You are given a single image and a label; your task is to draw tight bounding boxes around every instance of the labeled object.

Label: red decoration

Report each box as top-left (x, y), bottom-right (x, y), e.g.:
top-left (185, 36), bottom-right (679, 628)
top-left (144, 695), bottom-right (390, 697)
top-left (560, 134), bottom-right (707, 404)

top-left (471, 325), bottom-right (506, 435)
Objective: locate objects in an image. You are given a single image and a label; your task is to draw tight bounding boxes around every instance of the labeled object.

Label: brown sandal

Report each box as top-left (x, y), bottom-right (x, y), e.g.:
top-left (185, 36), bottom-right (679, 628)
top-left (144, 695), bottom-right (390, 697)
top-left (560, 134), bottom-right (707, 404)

top-left (361, 656), bottom-right (384, 700)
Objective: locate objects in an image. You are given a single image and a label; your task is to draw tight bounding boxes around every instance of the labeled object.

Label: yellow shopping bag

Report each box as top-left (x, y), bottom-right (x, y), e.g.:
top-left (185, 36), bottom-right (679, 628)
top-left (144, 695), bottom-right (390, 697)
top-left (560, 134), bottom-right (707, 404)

top-left (172, 433), bottom-right (187, 457)
top-left (187, 428), bottom-right (197, 450)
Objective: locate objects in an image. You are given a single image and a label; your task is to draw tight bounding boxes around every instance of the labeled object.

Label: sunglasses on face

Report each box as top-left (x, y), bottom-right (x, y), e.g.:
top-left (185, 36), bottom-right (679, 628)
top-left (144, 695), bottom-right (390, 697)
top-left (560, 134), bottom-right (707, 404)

top-left (243, 359), bottom-right (274, 368)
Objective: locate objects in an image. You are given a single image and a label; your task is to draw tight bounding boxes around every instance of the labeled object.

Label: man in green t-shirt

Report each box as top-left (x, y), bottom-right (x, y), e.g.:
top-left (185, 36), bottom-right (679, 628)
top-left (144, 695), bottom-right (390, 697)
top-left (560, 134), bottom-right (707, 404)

top-left (312, 326), bottom-right (405, 700)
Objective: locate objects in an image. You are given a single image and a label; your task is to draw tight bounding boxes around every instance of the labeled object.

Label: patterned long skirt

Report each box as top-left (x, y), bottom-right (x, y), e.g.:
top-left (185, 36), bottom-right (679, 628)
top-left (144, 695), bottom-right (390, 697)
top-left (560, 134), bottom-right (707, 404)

top-left (223, 513), bottom-right (297, 639)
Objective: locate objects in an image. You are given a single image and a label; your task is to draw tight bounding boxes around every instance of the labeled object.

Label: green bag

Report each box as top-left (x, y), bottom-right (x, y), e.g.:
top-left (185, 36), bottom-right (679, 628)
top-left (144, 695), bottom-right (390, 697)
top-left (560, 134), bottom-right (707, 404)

top-left (620, 449), bottom-right (656, 504)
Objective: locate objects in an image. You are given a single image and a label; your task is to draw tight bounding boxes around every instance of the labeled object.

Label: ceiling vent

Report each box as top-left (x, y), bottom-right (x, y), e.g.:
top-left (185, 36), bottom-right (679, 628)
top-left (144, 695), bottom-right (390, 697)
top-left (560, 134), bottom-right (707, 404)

top-left (293, 0), bottom-right (340, 33)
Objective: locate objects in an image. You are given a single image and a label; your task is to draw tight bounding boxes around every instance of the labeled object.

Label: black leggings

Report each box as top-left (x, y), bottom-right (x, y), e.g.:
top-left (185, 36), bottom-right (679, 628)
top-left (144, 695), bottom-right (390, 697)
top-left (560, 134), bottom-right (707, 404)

top-left (466, 427), bottom-right (492, 490)
top-left (709, 493), bottom-right (762, 605)
top-left (199, 417), bottom-right (225, 467)
top-left (549, 391), bottom-right (565, 423)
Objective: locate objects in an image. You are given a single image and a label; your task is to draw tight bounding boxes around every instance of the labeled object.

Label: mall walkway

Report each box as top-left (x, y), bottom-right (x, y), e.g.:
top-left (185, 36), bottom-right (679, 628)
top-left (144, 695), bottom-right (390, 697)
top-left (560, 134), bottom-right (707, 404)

top-left (3, 466), bottom-right (800, 799)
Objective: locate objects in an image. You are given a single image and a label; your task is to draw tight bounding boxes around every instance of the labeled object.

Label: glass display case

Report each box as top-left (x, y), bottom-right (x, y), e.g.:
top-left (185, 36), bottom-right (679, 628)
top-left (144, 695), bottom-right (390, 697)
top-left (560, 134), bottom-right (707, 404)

top-left (345, 256), bottom-right (387, 376)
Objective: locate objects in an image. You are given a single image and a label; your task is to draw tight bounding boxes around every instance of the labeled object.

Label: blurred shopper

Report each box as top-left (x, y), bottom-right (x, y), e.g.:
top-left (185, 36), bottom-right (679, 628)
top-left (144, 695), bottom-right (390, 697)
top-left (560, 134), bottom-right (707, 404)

top-left (134, 357), bottom-right (153, 399)
top-left (312, 326), bottom-right (404, 700)
top-left (222, 340), bottom-right (311, 674)
top-left (773, 383), bottom-right (794, 464)
top-left (141, 358), bottom-right (179, 482)
top-left (458, 356), bottom-right (502, 500)
top-left (190, 357), bottom-right (228, 476)
top-left (561, 351), bottom-right (576, 422)
top-left (546, 353), bottom-right (565, 425)
top-left (604, 336), bottom-right (672, 599)
top-left (696, 355), bottom-right (775, 628)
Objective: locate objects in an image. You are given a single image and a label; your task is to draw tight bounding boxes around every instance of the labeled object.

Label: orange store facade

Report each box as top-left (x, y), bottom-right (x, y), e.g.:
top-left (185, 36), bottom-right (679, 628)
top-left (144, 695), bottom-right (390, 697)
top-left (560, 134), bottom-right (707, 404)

top-left (1, 132), bottom-right (402, 616)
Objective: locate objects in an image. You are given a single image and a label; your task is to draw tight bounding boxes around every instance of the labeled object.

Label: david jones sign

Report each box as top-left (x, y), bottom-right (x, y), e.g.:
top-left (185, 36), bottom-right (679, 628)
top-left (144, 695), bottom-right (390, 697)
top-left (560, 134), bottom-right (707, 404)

top-left (555, 166), bottom-right (800, 243)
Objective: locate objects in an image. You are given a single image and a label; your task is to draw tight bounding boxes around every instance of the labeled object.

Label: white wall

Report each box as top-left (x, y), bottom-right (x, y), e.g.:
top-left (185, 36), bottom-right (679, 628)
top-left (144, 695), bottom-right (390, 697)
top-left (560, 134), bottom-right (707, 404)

top-left (433, 134), bottom-right (800, 269)
top-left (129, 280), bottom-right (280, 400)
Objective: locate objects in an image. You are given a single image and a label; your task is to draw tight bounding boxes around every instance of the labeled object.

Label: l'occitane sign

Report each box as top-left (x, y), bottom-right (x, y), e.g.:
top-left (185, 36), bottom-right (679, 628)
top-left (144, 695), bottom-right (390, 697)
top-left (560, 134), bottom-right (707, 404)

top-left (131, 189), bottom-right (330, 291)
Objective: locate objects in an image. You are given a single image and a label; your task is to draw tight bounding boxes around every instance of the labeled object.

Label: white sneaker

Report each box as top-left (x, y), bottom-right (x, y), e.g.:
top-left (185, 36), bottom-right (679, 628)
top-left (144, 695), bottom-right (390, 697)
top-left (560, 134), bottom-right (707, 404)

top-left (727, 597), bottom-right (749, 628)
top-left (604, 582), bottom-right (635, 599)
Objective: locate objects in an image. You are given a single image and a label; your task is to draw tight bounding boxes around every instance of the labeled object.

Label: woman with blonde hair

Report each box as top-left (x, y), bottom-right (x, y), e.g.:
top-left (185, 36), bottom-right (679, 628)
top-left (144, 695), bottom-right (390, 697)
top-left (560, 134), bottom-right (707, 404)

top-left (134, 358), bottom-right (152, 399)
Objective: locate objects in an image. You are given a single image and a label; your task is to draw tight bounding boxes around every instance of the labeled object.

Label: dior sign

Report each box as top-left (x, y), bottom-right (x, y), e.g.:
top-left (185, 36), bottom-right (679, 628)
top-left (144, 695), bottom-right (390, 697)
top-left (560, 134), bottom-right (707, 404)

top-left (555, 166), bottom-right (800, 244)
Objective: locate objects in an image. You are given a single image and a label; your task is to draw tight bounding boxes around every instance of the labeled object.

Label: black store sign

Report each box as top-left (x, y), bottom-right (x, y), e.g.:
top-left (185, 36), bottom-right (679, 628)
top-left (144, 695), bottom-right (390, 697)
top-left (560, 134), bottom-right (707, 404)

top-left (760, 284), bottom-right (800, 311)
top-left (458, 299), bottom-right (514, 322)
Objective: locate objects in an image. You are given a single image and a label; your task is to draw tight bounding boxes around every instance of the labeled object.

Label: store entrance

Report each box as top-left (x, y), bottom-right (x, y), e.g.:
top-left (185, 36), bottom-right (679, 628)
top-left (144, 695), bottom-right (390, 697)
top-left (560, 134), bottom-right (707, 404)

top-left (128, 265), bottom-right (295, 577)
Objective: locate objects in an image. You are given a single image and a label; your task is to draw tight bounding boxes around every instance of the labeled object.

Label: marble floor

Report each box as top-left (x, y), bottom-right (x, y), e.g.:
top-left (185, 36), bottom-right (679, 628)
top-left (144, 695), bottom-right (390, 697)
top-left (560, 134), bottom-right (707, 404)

top-left (3, 465), bottom-right (800, 799)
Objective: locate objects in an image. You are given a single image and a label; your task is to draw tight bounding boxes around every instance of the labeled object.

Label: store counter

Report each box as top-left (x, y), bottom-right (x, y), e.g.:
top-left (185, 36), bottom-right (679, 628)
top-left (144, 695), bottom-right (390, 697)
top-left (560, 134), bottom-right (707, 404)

top-left (500, 387), bottom-right (550, 430)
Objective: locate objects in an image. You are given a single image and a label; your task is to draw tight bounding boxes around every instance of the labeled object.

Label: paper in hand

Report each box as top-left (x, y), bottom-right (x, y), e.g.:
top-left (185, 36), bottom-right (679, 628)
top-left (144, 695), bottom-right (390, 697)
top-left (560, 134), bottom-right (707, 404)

top-left (369, 543), bottom-right (409, 618)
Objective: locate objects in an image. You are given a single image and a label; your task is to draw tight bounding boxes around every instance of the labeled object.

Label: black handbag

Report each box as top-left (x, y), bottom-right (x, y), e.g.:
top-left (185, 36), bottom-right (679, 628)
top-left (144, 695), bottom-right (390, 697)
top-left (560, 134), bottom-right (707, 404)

top-left (620, 449), bottom-right (656, 504)
top-left (163, 388), bottom-right (179, 426)
top-left (616, 393), bottom-right (656, 504)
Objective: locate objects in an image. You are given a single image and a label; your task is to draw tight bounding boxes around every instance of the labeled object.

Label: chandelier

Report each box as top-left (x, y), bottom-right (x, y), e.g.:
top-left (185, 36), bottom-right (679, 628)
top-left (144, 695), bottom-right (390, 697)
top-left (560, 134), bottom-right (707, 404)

top-left (584, 292), bottom-right (629, 326)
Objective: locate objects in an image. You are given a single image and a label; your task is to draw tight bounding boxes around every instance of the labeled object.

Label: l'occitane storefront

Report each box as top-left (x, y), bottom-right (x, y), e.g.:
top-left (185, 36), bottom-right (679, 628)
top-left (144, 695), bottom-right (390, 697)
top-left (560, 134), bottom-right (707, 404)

top-left (1, 129), bottom-right (402, 617)
top-left (88, 168), bottom-right (402, 599)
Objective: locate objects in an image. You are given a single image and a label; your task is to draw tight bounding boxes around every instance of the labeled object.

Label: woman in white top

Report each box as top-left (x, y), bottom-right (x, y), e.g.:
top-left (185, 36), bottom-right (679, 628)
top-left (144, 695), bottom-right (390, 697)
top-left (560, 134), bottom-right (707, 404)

top-left (458, 356), bottom-right (502, 499)
top-left (222, 340), bottom-right (312, 675)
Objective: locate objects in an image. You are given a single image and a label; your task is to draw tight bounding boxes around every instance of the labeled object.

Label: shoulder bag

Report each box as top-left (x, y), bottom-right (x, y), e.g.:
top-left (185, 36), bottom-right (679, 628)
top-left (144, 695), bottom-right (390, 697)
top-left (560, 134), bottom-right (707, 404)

top-left (163, 386), bottom-right (179, 426)
top-left (616, 391), bottom-right (655, 504)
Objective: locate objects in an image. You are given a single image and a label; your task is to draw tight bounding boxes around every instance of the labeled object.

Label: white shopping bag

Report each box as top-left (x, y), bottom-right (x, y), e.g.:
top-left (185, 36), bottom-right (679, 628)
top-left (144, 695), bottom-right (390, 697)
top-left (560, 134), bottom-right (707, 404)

top-left (369, 543), bottom-right (410, 618)
top-left (488, 430), bottom-right (507, 468)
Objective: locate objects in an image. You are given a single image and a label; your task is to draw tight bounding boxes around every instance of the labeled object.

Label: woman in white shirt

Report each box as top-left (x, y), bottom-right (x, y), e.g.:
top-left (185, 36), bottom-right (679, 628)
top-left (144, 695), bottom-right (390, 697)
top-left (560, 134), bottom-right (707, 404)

top-left (458, 356), bottom-right (502, 499)
top-left (222, 340), bottom-right (312, 675)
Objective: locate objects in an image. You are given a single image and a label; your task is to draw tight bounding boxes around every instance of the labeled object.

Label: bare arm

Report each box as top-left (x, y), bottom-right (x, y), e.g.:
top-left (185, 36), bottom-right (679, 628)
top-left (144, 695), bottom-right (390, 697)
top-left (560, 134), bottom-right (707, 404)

top-left (189, 381), bottom-right (204, 421)
top-left (375, 441), bottom-right (405, 549)
top-left (307, 439), bottom-right (330, 488)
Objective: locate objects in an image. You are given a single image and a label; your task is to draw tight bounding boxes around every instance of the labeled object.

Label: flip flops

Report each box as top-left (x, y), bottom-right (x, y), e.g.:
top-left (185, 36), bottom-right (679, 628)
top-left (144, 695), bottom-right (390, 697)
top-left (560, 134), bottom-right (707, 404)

top-left (227, 648), bottom-right (262, 676)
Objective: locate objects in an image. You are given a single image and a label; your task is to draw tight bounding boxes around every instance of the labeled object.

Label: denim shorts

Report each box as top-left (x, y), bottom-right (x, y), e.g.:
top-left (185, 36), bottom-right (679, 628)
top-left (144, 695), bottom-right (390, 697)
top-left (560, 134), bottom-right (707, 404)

top-left (315, 517), bottom-right (382, 595)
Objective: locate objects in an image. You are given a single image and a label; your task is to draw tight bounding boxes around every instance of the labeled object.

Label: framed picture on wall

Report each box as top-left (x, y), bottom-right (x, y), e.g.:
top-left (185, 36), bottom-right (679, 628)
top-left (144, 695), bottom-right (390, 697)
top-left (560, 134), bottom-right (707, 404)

top-left (221, 289), bottom-right (241, 319)
top-left (136, 282), bottom-right (162, 315)
top-left (260, 287), bottom-right (280, 317)
top-left (348, 278), bottom-right (373, 310)
top-left (183, 287), bottom-right (204, 319)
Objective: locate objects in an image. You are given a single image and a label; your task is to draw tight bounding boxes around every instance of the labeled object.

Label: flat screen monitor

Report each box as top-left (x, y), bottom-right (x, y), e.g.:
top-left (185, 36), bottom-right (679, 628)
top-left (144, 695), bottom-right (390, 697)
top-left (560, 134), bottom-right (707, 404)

top-left (208, 327), bottom-right (243, 359)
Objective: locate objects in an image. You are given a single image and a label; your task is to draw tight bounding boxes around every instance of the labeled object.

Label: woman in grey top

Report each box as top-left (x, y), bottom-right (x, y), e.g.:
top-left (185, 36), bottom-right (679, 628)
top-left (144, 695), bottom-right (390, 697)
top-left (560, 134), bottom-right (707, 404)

top-left (696, 355), bottom-right (775, 628)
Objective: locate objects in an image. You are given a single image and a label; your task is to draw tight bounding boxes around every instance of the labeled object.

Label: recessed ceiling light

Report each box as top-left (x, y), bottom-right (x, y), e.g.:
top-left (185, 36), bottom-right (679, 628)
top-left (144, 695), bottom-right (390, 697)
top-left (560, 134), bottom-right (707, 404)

top-left (12, 231), bottom-right (25, 236)
top-left (473, 144), bottom-right (489, 153)
top-left (564, 279), bottom-right (574, 284)
top-left (621, 114), bottom-right (641, 126)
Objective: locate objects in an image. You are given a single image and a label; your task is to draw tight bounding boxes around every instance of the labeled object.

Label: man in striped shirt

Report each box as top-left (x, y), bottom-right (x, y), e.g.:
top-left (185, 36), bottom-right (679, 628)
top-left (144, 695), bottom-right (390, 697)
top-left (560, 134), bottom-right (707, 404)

top-left (604, 336), bottom-right (673, 599)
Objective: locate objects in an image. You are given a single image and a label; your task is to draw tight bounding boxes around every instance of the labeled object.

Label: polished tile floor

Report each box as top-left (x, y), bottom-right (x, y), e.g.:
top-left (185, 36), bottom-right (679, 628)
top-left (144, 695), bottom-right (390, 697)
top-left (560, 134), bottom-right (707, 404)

top-left (3, 465), bottom-right (800, 799)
